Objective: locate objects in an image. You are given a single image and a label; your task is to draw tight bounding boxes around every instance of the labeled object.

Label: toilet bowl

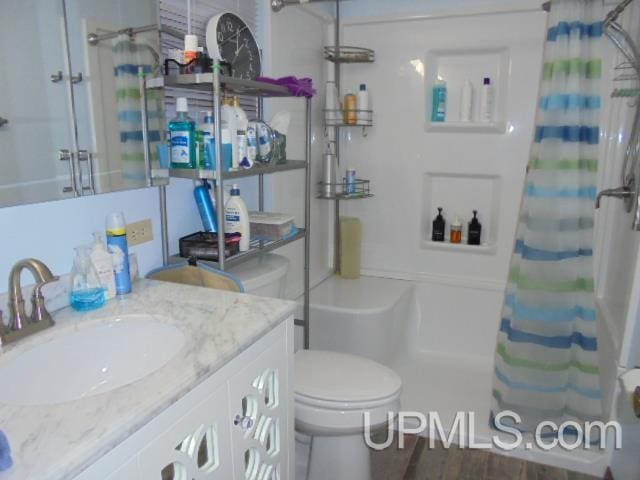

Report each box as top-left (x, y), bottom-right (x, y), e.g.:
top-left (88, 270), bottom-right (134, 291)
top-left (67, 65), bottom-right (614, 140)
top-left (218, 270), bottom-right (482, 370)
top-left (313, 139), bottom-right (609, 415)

top-left (295, 350), bottom-right (401, 480)
top-left (228, 255), bottom-right (402, 480)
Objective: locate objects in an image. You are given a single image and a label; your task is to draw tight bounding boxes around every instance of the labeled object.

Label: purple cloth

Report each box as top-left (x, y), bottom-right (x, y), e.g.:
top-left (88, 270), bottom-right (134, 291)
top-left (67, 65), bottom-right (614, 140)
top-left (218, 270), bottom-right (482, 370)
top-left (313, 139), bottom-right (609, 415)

top-left (256, 76), bottom-right (316, 98)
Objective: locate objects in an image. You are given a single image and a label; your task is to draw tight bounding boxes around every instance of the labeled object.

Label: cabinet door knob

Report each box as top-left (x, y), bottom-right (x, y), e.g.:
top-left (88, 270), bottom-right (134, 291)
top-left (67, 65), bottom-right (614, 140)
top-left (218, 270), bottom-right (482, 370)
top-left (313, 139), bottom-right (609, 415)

top-left (234, 415), bottom-right (254, 431)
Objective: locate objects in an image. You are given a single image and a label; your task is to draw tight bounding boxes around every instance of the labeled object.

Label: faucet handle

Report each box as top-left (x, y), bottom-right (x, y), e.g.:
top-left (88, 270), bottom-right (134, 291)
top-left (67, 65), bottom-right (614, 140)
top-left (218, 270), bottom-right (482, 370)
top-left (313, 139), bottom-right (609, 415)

top-left (30, 278), bottom-right (59, 326)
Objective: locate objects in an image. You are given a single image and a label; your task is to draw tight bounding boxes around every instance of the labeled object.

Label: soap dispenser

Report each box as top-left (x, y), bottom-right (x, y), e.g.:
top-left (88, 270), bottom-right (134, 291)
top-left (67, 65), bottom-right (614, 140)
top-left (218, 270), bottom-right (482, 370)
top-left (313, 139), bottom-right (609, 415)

top-left (468, 210), bottom-right (482, 245)
top-left (432, 207), bottom-right (446, 242)
top-left (70, 245), bottom-right (106, 312)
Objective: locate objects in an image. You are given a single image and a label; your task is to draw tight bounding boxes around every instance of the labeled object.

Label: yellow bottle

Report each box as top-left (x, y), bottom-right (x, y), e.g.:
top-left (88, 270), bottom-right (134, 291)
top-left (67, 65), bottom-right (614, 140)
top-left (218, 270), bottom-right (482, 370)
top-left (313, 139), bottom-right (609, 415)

top-left (343, 93), bottom-right (357, 125)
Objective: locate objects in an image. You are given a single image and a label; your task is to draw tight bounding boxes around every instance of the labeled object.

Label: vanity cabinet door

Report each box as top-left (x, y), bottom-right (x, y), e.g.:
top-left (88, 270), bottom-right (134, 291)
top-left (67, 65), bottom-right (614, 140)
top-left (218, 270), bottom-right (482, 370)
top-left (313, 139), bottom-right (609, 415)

top-left (138, 383), bottom-right (234, 480)
top-left (227, 334), bottom-right (291, 480)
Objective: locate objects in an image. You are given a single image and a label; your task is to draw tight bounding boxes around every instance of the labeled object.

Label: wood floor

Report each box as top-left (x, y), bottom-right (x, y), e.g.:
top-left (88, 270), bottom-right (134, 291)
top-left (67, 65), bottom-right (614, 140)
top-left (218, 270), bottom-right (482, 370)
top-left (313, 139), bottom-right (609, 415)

top-left (370, 434), bottom-right (601, 480)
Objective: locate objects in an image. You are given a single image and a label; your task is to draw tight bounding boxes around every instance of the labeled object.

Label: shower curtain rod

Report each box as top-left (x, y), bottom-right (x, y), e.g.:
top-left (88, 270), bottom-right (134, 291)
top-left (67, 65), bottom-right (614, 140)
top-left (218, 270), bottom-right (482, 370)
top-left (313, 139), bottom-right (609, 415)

top-left (541, 0), bottom-right (635, 19)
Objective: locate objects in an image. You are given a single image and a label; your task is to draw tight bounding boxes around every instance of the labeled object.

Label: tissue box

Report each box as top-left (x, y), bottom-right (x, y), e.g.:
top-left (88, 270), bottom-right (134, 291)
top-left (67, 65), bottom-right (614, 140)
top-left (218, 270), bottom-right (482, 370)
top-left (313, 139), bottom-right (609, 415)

top-left (250, 212), bottom-right (294, 240)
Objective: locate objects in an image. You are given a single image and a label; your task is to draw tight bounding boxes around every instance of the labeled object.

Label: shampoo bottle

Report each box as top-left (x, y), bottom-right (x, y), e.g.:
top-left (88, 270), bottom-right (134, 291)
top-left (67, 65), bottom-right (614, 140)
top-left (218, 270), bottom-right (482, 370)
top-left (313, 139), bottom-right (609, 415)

top-left (106, 212), bottom-right (131, 295)
top-left (432, 207), bottom-right (446, 241)
top-left (480, 77), bottom-right (494, 122)
top-left (460, 80), bottom-right (473, 122)
top-left (225, 184), bottom-right (250, 252)
top-left (90, 232), bottom-right (116, 300)
top-left (357, 84), bottom-right (370, 123)
top-left (468, 210), bottom-right (482, 245)
top-left (194, 180), bottom-right (218, 232)
top-left (431, 81), bottom-right (447, 122)
top-left (169, 97), bottom-right (196, 169)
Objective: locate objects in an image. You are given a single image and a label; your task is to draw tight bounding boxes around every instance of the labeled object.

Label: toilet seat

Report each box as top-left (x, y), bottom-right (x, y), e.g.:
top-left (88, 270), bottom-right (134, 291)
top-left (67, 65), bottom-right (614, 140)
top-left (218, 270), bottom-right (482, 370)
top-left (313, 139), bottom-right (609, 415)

top-left (294, 350), bottom-right (401, 435)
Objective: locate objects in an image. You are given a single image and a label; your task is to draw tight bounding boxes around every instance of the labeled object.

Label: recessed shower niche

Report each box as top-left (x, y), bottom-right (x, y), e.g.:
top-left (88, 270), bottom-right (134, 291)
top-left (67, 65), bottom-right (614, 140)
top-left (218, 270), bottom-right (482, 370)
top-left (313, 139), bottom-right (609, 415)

top-left (425, 47), bottom-right (509, 133)
top-left (422, 172), bottom-right (500, 254)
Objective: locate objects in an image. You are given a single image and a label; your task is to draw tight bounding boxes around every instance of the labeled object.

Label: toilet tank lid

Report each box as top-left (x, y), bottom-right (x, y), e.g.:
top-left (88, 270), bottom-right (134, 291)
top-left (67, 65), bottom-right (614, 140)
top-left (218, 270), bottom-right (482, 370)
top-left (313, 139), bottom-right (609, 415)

top-left (226, 253), bottom-right (290, 291)
top-left (294, 350), bottom-right (402, 403)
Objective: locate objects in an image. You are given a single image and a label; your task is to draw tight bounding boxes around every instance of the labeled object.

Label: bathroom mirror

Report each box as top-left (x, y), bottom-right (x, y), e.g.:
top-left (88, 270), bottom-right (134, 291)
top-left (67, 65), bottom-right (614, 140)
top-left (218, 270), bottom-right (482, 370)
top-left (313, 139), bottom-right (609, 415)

top-left (0, 0), bottom-right (163, 209)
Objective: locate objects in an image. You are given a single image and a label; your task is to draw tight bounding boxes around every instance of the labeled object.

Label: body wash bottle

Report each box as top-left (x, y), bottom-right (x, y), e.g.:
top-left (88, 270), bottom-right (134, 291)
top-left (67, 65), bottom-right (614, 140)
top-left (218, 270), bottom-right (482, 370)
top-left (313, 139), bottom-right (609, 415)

top-left (225, 184), bottom-right (250, 252)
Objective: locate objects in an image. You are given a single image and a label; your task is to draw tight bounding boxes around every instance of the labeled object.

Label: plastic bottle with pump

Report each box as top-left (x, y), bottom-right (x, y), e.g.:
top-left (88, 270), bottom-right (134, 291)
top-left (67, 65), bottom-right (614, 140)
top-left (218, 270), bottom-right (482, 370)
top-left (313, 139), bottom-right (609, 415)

top-left (432, 207), bottom-right (446, 241)
top-left (225, 184), bottom-right (250, 252)
top-left (169, 97), bottom-right (196, 169)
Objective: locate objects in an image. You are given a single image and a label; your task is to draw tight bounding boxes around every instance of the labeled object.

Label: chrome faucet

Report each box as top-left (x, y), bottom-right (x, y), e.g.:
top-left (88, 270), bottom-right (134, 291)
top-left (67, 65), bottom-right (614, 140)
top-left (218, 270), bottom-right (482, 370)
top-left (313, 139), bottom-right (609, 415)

top-left (595, 185), bottom-right (635, 210)
top-left (1, 259), bottom-right (59, 347)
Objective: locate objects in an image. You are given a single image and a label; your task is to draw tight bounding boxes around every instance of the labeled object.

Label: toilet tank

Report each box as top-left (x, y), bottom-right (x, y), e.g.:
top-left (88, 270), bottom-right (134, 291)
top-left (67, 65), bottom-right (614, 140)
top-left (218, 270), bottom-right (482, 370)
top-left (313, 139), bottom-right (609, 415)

top-left (227, 254), bottom-right (290, 298)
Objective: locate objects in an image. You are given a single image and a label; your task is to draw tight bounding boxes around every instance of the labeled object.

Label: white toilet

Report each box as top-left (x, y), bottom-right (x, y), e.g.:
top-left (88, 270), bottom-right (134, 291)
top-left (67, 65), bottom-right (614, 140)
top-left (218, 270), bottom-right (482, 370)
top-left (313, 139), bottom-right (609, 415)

top-left (229, 254), bottom-right (402, 480)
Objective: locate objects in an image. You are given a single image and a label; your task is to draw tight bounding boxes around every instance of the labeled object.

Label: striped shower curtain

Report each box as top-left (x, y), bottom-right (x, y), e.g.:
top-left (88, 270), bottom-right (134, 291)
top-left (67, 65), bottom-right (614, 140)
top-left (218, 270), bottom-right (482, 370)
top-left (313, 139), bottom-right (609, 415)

top-left (112, 33), bottom-right (162, 182)
top-left (491, 0), bottom-right (604, 438)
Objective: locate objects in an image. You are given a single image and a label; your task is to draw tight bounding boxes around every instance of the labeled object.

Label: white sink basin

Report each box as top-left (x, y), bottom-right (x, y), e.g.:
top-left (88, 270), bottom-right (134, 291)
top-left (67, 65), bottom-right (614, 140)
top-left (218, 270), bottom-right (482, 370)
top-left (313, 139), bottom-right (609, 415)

top-left (0, 315), bottom-right (185, 406)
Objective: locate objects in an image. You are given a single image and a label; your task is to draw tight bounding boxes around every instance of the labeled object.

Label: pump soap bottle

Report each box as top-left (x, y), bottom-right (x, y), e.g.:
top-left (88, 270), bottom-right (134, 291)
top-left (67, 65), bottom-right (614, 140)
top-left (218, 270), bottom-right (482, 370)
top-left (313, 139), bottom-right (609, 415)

top-left (432, 207), bottom-right (446, 242)
top-left (468, 210), bottom-right (482, 245)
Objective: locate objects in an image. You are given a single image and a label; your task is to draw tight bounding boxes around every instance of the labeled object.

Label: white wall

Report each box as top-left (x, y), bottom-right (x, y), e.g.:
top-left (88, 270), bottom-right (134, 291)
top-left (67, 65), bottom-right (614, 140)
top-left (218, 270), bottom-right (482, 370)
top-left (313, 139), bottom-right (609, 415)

top-left (265, 5), bottom-right (334, 299)
top-left (0, 179), bottom-right (201, 293)
top-left (336, 10), bottom-right (546, 358)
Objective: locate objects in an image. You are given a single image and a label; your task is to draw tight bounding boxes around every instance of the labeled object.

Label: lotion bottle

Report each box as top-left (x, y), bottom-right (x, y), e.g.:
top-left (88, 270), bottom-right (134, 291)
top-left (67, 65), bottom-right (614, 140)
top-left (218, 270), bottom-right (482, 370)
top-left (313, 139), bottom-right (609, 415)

top-left (225, 184), bottom-right (250, 252)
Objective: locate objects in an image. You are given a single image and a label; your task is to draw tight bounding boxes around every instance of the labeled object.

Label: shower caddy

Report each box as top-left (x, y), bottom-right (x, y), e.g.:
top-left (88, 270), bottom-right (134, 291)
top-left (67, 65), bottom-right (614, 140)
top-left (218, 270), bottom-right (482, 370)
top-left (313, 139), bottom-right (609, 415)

top-left (140, 65), bottom-right (313, 349)
top-left (318, 0), bottom-right (375, 273)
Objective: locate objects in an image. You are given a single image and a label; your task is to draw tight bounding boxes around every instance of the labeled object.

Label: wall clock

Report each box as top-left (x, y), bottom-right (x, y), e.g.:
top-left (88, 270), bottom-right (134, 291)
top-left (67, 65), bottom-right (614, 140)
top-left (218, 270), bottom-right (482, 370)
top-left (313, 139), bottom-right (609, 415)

top-left (206, 12), bottom-right (261, 80)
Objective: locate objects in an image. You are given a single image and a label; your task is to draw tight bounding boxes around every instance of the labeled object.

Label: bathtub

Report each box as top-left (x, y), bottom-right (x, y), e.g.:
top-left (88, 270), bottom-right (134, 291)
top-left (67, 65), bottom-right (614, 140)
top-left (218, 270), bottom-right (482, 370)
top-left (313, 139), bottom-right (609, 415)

top-left (298, 274), bottom-right (610, 477)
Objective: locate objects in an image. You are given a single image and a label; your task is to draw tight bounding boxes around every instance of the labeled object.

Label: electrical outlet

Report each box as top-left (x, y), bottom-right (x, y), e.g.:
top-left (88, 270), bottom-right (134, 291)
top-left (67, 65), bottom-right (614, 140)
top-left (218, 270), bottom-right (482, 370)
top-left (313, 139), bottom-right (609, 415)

top-left (127, 219), bottom-right (154, 246)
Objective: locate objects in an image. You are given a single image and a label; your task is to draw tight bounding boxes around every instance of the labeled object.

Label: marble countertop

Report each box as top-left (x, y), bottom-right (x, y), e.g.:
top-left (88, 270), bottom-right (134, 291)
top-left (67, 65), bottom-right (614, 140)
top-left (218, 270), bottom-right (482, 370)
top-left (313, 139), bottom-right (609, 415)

top-left (0, 279), bottom-right (296, 480)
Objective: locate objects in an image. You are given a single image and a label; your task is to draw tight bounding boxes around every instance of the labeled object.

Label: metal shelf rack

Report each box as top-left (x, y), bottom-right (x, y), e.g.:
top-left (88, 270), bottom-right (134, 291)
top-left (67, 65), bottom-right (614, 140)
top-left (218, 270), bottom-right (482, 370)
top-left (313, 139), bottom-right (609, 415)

top-left (324, 1), bottom-right (375, 273)
top-left (142, 66), bottom-right (312, 349)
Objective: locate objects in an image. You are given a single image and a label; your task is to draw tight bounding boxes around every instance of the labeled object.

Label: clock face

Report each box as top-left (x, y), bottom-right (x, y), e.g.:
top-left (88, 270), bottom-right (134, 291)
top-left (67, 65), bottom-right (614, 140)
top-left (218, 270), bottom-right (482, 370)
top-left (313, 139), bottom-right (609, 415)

top-left (215, 13), bottom-right (261, 79)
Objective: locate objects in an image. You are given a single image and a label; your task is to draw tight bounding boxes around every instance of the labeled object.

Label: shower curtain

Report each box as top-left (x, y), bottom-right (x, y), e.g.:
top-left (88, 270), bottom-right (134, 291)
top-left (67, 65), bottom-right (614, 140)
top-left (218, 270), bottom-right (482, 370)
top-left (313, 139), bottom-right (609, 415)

top-left (112, 33), bottom-right (162, 182)
top-left (491, 0), bottom-right (604, 438)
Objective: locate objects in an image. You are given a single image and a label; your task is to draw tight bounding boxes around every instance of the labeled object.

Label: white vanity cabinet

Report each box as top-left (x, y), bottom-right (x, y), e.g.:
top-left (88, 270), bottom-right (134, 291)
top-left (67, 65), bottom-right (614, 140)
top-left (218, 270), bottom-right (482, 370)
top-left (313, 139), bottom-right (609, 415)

top-left (73, 319), bottom-right (294, 480)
